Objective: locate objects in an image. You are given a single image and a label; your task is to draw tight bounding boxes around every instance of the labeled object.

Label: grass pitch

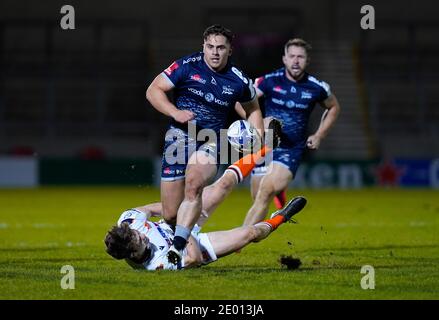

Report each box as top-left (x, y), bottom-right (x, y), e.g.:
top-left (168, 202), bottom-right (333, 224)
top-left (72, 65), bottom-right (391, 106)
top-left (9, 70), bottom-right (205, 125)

top-left (0, 187), bottom-right (438, 299)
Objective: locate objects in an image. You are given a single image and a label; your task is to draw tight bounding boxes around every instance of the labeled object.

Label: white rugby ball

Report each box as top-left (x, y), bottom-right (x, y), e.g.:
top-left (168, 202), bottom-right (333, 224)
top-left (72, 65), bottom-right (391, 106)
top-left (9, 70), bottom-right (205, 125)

top-left (227, 120), bottom-right (261, 152)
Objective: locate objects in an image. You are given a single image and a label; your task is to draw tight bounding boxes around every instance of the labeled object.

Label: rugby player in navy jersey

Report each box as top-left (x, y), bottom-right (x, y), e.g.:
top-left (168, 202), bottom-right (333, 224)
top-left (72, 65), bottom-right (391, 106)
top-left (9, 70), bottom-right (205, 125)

top-left (146, 25), bottom-right (264, 265)
top-left (239, 38), bottom-right (341, 225)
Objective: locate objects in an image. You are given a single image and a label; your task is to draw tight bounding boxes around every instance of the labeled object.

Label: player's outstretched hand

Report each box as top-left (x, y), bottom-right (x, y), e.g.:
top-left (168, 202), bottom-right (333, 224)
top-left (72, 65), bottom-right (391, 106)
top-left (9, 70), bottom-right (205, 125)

top-left (306, 134), bottom-right (321, 149)
top-left (172, 110), bottom-right (195, 123)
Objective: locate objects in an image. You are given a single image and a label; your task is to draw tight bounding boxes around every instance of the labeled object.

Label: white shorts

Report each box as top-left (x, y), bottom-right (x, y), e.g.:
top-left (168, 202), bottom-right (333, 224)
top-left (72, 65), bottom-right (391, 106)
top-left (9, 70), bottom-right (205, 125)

top-left (194, 233), bottom-right (217, 265)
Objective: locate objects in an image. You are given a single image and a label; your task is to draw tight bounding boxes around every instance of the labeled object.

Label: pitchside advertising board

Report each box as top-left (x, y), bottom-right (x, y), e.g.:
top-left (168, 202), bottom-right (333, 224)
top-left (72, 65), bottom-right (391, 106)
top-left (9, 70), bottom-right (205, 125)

top-left (287, 158), bottom-right (439, 188)
top-left (0, 157), bottom-right (438, 188)
top-left (0, 157), bottom-right (38, 187)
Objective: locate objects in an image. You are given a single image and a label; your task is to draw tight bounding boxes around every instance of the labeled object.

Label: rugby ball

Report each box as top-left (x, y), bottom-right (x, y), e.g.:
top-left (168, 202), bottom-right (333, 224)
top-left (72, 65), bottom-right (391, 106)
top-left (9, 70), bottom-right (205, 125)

top-left (227, 120), bottom-right (261, 152)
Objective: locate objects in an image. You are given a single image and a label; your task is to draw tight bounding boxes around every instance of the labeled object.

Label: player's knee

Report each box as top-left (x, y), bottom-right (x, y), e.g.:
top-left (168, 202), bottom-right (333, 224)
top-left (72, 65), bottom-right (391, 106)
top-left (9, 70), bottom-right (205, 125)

top-left (245, 226), bottom-right (259, 243)
top-left (272, 183), bottom-right (287, 195)
top-left (258, 182), bottom-right (277, 201)
top-left (185, 177), bottom-right (204, 200)
top-left (162, 206), bottom-right (177, 225)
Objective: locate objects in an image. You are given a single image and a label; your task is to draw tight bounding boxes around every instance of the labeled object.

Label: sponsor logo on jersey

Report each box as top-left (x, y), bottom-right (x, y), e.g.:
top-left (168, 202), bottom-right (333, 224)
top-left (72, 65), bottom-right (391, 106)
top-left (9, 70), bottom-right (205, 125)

top-left (183, 55), bottom-right (202, 64)
top-left (231, 67), bottom-right (249, 84)
top-left (190, 74), bottom-right (206, 84)
top-left (188, 88), bottom-right (229, 106)
top-left (286, 101), bottom-right (308, 109)
top-left (301, 91), bottom-right (312, 99)
top-left (272, 98), bottom-right (285, 105)
top-left (214, 97), bottom-right (229, 106)
top-left (211, 77), bottom-right (217, 85)
top-left (290, 86), bottom-right (296, 93)
top-left (205, 93), bottom-right (214, 102)
top-left (163, 167), bottom-right (172, 175)
top-left (164, 61), bottom-right (179, 76)
top-left (248, 80), bottom-right (256, 99)
top-left (273, 86), bottom-right (287, 95)
top-left (286, 100), bottom-right (295, 108)
top-left (295, 103), bottom-right (308, 109)
top-left (272, 98), bottom-right (308, 109)
top-left (163, 167), bottom-right (186, 176)
top-left (308, 75), bottom-right (330, 94)
top-left (188, 87), bottom-right (204, 97)
top-left (222, 85), bottom-right (234, 95)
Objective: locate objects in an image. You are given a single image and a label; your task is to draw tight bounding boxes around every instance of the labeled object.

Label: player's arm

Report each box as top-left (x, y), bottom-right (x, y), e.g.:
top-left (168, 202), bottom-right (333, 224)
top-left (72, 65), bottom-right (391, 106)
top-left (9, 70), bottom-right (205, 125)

top-left (234, 87), bottom-right (264, 120)
top-left (307, 94), bottom-right (341, 149)
top-left (146, 74), bottom-right (194, 123)
top-left (240, 98), bottom-right (264, 141)
top-left (134, 202), bottom-right (163, 219)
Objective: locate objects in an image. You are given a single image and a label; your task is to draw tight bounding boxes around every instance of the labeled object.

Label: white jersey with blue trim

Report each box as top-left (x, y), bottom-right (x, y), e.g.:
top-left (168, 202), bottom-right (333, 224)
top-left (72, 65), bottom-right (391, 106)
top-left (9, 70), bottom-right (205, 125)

top-left (117, 209), bottom-right (184, 270)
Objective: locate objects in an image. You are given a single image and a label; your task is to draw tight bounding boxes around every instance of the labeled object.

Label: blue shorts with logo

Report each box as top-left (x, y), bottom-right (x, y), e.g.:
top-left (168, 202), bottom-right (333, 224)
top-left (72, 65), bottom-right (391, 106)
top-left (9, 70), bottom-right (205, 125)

top-left (252, 140), bottom-right (306, 177)
top-left (161, 127), bottom-right (218, 181)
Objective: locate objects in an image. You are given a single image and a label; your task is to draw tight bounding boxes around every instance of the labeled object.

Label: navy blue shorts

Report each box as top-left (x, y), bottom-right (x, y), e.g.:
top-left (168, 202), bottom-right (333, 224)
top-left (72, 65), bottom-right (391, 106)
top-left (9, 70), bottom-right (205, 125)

top-left (251, 141), bottom-right (306, 177)
top-left (161, 127), bottom-right (218, 181)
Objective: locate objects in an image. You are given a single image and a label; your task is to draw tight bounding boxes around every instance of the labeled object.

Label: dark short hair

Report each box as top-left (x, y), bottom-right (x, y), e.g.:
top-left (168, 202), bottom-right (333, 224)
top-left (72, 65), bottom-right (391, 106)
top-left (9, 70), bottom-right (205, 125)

top-left (104, 222), bottom-right (138, 260)
top-left (284, 38), bottom-right (312, 56)
top-left (203, 24), bottom-right (234, 44)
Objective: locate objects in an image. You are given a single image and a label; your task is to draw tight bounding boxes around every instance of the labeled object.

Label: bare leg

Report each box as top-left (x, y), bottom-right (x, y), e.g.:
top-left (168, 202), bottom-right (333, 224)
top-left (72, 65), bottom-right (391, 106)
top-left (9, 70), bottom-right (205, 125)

top-left (207, 223), bottom-right (273, 258)
top-left (243, 163), bottom-right (292, 225)
top-left (198, 171), bottom-right (237, 227)
top-left (250, 175), bottom-right (263, 201)
top-left (176, 151), bottom-right (217, 232)
top-left (161, 179), bottom-right (185, 225)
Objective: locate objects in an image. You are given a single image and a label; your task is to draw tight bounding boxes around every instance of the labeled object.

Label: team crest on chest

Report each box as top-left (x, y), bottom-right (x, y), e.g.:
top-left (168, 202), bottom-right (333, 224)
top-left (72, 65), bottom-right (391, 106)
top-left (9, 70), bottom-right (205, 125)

top-left (222, 85), bottom-right (234, 95)
top-left (301, 91), bottom-right (312, 99)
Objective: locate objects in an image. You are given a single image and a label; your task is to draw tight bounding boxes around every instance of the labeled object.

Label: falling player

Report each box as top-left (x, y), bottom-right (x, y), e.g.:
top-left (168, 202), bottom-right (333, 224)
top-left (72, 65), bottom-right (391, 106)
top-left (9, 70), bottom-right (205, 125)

top-left (104, 196), bottom-right (306, 270)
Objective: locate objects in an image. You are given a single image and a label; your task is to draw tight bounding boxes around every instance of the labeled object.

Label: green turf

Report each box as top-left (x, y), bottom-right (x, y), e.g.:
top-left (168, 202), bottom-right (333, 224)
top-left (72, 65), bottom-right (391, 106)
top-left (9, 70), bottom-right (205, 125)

top-left (0, 187), bottom-right (438, 299)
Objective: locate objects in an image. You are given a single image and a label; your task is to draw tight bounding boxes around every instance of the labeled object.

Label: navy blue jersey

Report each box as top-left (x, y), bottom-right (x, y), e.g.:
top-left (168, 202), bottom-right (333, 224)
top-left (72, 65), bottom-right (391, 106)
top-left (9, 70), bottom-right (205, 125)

top-left (162, 52), bottom-right (256, 134)
top-left (255, 68), bottom-right (331, 148)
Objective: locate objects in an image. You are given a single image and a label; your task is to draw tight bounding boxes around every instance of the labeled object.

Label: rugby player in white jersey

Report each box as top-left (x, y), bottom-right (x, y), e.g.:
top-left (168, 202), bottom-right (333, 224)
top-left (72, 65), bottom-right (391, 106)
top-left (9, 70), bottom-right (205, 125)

top-left (104, 196), bottom-right (306, 270)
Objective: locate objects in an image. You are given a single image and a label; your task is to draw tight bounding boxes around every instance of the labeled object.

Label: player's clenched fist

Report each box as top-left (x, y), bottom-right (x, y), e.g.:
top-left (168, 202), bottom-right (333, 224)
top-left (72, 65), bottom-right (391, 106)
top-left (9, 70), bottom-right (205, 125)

top-left (306, 134), bottom-right (321, 149)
